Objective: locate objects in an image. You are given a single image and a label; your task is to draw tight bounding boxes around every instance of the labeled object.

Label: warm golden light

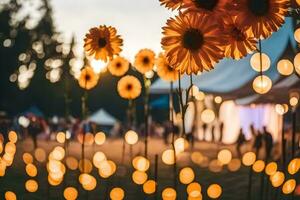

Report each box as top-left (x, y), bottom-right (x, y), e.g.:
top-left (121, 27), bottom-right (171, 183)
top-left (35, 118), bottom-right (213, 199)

top-left (23, 153), bottom-right (33, 164)
top-left (293, 53), bottom-right (300, 75)
top-left (289, 97), bottom-right (299, 107)
top-left (201, 109), bottom-right (215, 124)
top-left (191, 152), bottom-right (204, 165)
top-left (79, 173), bottom-right (97, 191)
top-left (162, 187), bottom-right (177, 200)
top-left (26, 163), bottom-right (38, 177)
top-left (287, 158), bottom-right (300, 175)
top-left (66, 156), bottom-right (78, 170)
top-left (179, 167), bottom-right (195, 185)
top-left (242, 152), bottom-right (256, 166)
top-left (277, 59), bottom-right (294, 76)
top-left (282, 179), bottom-right (296, 195)
top-left (143, 180), bottom-right (156, 194)
top-left (132, 170), bottom-right (148, 185)
top-left (56, 132), bottom-right (66, 144)
top-left (8, 131), bottom-right (18, 143)
top-left (265, 162), bottom-right (278, 176)
top-left (214, 96), bottom-right (222, 104)
top-left (252, 75), bottom-right (272, 94)
top-left (124, 130), bottom-right (138, 145)
top-left (93, 151), bottom-right (107, 169)
top-left (270, 171), bottom-right (285, 188)
top-left (95, 132), bottom-right (106, 145)
top-left (187, 182), bottom-right (201, 198)
top-left (79, 159), bottom-right (93, 173)
top-left (132, 156), bottom-right (150, 172)
top-left (162, 149), bottom-right (175, 165)
top-left (25, 179), bottom-right (38, 192)
top-left (5, 191), bottom-right (17, 200)
top-left (250, 53), bottom-right (271, 72)
top-left (217, 149), bottom-right (232, 165)
top-left (195, 91), bottom-right (205, 101)
top-left (252, 160), bottom-right (265, 173)
top-left (227, 158), bottom-right (241, 172)
top-left (174, 137), bottom-right (189, 154)
top-left (209, 159), bottom-right (223, 173)
top-left (207, 184), bottom-right (222, 199)
top-left (294, 28), bottom-right (300, 43)
top-left (110, 187), bottom-right (125, 200)
top-left (64, 187), bottom-right (78, 200)
top-left (34, 148), bottom-right (46, 163)
top-left (275, 104), bottom-right (287, 115)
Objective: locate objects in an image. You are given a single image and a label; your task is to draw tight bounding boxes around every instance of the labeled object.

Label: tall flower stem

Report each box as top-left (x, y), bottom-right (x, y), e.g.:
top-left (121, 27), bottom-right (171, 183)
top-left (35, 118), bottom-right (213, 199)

top-left (259, 39), bottom-right (263, 81)
top-left (81, 90), bottom-right (88, 173)
top-left (170, 82), bottom-right (177, 188)
top-left (178, 72), bottom-right (186, 137)
top-left (143, 76), bottom-right (151, 158)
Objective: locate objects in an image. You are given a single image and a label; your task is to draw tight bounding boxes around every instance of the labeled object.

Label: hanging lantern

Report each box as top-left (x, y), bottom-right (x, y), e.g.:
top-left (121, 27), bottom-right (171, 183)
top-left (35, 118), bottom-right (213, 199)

top-left (162, 149), bottom-right (175, 165)
top-left (95, 132), bottom-right (106, 145)
top-left (5, 191), bottom-right (17, 200)
top-left (124, 130), bottom-right (138, 145)
top-left (294, 28), bottom-right (300, 43)
top-left (25, 179), bottom-right (38, 193)
top-left (270, 171), bottom-right (285, 188)
top-left (227, 159), bottom-right (241, 172)
top-left (265, 162), bottom-right (278, 176)
top-left (289, 97), bottom-right (299, 107)
top-left (179, 167), bottom-right (195, 185)
top-left (252, 75), bottom-right (272, 94)
top-left (214, 96), bottom-right (222, 104)
top-left (201, 109), bottom-right (215, 124)
top-left (110, 187), bottom-right (125, 200)
top-left (162, 187), bottom-right (177, 200)
top-left (207, 184), bottom-right (222, 199)
top-left (282, 179), bottom-right (296, 195)
top-left (293, 53), bottom-right (300, 76)
top-left (63, 187), bottom-right (78, 200)
top-left (252, 160), bottom-right (265, 173)
top-left (250, 53), bottom-right (271, 72)
top-left (217, 149), bottom-right (232, 165)
top-left (187, 182), bottom-right (201, 198)
top-left (287, 158), bottom-right (300, 175)
top-left (242, 152), bottom-right (256, 166)
top-left (143, 180), bottom-right (156, 194)
top-left (132, 170), bottom-right (148, 185)
top-left (277, 59), bottom-right (294, 76)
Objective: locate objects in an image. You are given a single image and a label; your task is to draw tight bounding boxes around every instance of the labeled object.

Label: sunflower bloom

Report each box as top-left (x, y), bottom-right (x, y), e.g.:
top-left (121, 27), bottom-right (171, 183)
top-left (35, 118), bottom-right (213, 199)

top-left (78, 66), bottom-right (99, 90)
top-left (182, 0), bottom-right (229, 19)
top-left (223, 15), bottom-right (258, 59)
top-left (230, 0), bottom-right (290, 39)
top-left (160, 0), bottom-right (183, 10)
top-left (156, 53), bottom-right (179, 82)
top-left (161, 12), bottom-right (225, 74)
top-left (108, 56), bottom-right (130, 77)
top-left (134, 49), bottom-right (156, 74)
top-left (117, 75), bottom-right (142, 100)
top-left (84, 25), bottom-right (123, 62)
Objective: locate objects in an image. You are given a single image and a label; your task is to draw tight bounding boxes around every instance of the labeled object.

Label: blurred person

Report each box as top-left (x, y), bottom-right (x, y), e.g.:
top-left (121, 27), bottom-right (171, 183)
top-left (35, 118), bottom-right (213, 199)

top-left (263, 126), bottom-right (273, 161)
top-left (253, 130), bottom-right (263, 157)
top-left (202, 123), bottom-right (207, 141)
top-left (236, 128), bottom-right (246, 157)
top-left (28, 117), bottom-right (42, 149)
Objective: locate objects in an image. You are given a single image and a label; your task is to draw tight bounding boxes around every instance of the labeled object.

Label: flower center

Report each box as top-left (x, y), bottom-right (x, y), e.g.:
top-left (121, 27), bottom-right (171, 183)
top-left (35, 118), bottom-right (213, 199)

top-left (126, 84), bottom-right (133, 90)
top-left (85, 74), bottom-right (91, 81)
top-left (231, 27), bottom-right (246, 41)
top-left (248, 0), bottom-right (269, 16)
top-left (193, 0), bottom-right (219, 11)
top-left (167, 65), bottom-right (174, 72)
top-left (143, 57), bottom-right (150, 65)
top-left (183, 28), bottom-right (204, 51)
top-left (116, 62), bottom-right (122, 68)
top-left (98, 38), bottom-right (107, 48)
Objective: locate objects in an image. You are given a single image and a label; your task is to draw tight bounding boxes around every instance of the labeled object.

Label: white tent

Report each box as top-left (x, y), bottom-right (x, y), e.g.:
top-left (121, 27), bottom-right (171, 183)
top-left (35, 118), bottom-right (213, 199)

top-left (88, 109), bottom-right (117, 126)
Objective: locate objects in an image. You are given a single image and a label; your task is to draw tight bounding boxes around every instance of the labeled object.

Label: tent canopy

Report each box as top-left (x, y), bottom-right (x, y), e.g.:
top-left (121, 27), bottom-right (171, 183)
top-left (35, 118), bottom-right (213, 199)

top-left (21, 105), bottom-right (44, 117)
top-left (151, 17), bottom-right (297, 98)
top-left (88, 109), bottom-right (117, 126)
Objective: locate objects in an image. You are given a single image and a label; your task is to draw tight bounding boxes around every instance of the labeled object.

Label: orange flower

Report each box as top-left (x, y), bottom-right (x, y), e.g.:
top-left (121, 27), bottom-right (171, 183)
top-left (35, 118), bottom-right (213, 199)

top-left (161, 12), bottom-right (225, 74)
top-left (223, 16), bottom-right (258, 59)
top-left (182, 0), bottom-right (229, 19)
top-left (78, 66), bottom-right (99, 90)
top-left (134, 49), bottom-right (156, 74)
top-left (108, 56), bottom-right (130, 77)
top-left (84, 25), bottom-right (123, 62)
top-left (117, 75), bottom-right (142, 100)
top-left (160, 0), bottom-right (183, 10)
top-left (156, 53), bottom-right (179, 82)
top-left (230, 0), bottom-right (289, 39)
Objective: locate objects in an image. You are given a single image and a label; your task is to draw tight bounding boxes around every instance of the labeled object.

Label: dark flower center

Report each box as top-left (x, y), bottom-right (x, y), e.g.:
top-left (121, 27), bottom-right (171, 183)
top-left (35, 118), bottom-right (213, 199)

top-left (85, 74), bottom-right (91, 81)
top-left (98, 38), bottom-right (107, 48)
top-left (193, 0), bottom-right (219, 11)
top-left (248, 0), bottom-right (269, 16)
top-left (126, 84), bottom-right (133, 90)
top-left (143, 57), bottom-right (150, 65)
top-left (167, 65), bottom-right (174, 72)
top-left (183, 28), bottom-right (204, 51)
top-left (116, 62), bottom-right (122, 68)
top-left (231, 27), bottom-right (246, 41)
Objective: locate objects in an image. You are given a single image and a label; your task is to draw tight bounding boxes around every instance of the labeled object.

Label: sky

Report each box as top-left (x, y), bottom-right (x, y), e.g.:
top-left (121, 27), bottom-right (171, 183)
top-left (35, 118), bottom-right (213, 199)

top-left (51, 0), bottom-right (175, 61)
